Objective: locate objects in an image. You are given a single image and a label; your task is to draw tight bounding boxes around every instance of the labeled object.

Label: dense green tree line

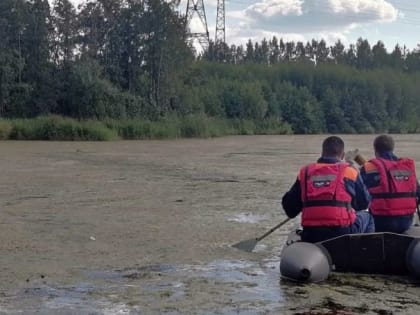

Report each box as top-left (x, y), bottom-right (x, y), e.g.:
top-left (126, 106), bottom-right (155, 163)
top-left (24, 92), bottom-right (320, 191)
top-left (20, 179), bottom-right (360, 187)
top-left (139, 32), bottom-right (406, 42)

top-left (187, 62), bottom-right (420, 133)
top-left (1, 0), bottom-right (420, 136)
top-left (0, 0), bottom-right (191, 119)
top-left (206, 38), bottom-right (420, 72)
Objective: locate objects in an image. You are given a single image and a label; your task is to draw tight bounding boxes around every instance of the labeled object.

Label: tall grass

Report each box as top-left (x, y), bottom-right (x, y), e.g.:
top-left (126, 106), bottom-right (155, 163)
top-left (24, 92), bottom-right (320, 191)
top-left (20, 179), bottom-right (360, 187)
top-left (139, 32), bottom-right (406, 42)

top-left (7, 116), bottom-right (117, 141)
top-left (0, 120), bottom-right (13, 140)
top-left (0, 115), bottom-right (292, 141)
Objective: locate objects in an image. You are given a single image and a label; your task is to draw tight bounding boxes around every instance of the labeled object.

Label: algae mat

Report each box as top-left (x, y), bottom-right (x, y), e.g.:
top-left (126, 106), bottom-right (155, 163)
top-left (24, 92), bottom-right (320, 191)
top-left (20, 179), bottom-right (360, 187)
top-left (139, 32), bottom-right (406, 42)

top-left (0, 135), bottom-right (419, 314)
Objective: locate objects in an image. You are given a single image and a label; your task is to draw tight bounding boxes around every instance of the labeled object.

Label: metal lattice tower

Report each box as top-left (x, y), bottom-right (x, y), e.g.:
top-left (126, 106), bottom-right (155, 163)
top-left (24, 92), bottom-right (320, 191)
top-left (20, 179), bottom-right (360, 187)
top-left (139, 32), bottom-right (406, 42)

top-left (186, 0), bottom-right (210, 51)
top-left (215, 0), bottom-right (225, 53)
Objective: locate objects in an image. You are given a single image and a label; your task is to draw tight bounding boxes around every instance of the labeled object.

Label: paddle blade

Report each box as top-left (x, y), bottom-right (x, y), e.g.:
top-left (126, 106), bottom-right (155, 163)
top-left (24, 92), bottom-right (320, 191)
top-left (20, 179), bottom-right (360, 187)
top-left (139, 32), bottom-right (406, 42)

top-left (232, 238), bottom-right (258, 252)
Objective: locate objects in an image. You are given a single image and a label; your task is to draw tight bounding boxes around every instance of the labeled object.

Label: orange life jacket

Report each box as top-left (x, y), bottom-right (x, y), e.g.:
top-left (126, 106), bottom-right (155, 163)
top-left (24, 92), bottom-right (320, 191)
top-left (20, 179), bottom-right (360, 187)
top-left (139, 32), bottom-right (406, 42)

top-left (299, 162), bottom-right (356, 227)
top-left (368, 158), bottom-right (417, 216)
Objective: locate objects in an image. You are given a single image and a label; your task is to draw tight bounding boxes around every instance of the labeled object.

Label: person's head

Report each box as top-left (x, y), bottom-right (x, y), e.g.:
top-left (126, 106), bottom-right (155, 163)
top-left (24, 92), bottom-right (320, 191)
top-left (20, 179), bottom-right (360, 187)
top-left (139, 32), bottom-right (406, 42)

top-left (374, 135), bottom-right (394, 156)
top-left (321, 136), bottom-right (345, 159)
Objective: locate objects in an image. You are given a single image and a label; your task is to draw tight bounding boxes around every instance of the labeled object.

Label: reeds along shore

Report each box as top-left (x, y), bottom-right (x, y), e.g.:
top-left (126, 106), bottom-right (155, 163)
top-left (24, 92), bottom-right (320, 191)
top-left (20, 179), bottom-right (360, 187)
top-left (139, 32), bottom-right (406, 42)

top-left (0, 115), bottom-right (293, 141)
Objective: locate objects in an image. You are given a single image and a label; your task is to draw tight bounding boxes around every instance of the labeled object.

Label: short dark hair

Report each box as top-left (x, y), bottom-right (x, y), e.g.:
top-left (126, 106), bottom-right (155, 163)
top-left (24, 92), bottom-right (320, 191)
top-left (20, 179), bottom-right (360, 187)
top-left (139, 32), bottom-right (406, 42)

top-left (322, 136), bottom-right (345, 157)
top-left (374, 135), bottom-right (394, 154)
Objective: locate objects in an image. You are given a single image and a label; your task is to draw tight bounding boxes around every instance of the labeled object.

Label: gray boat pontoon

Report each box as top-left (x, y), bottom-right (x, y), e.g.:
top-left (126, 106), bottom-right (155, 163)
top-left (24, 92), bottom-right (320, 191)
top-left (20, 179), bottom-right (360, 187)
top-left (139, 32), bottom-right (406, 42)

top-left (280, 227), bottom-right (420, 282)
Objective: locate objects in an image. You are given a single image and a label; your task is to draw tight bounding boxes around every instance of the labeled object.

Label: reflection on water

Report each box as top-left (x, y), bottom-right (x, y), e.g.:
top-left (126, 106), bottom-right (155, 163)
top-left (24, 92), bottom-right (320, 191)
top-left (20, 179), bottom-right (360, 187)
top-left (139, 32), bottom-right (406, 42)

top-left (3, 259), bottom-right (420, 314)
top-left (227, 212), bottom-right (268, 223)
top-left (0, 284), bottom-right (132, 315)
top-left (2, 257), bottom-right (286, 314)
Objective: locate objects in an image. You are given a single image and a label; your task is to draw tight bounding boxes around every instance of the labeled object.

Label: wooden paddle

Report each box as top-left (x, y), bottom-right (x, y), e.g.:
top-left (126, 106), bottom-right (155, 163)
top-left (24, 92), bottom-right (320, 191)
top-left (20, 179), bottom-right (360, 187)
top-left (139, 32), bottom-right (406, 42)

top-left (232, 217), bottom-right (292, 252)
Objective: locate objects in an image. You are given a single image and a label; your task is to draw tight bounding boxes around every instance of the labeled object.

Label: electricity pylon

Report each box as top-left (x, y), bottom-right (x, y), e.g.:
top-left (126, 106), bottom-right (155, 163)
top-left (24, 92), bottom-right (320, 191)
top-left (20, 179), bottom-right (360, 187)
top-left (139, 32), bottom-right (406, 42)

top-left (185, 0), bottom-right (210, 51)
top-left (215, 0), bottom-right (225, 57)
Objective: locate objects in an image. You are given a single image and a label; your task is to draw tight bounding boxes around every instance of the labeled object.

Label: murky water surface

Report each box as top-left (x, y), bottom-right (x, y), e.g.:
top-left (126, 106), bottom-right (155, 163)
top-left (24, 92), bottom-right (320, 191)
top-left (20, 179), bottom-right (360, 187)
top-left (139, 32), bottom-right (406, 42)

top-left (3, 259), bottom-right (420, 314)
top-left (1, 136), bottom-right (420, 314)
top-left (2, 258), bottom-right (285, 314)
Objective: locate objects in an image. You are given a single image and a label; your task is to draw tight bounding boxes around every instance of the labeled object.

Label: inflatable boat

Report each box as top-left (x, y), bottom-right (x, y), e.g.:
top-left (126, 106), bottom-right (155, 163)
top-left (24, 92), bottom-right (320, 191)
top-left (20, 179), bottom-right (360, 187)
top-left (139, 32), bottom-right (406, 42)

top-left (280, 226), bottom-right (420, 282)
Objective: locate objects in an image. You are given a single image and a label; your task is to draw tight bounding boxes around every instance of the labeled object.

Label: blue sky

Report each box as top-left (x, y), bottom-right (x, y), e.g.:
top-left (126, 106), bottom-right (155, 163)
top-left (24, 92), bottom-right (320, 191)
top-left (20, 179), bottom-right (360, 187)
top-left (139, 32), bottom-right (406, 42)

top-left (69, 0), bottom-right (420, 51)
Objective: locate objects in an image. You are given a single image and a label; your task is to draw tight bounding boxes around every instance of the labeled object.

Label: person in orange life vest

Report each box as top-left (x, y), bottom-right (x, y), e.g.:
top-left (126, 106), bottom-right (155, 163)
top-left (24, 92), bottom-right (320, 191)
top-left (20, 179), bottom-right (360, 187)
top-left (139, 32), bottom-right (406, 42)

top-left (360, 135), bottom-right (420, 233)
top-left (282, 136), bottom-right (374, 243)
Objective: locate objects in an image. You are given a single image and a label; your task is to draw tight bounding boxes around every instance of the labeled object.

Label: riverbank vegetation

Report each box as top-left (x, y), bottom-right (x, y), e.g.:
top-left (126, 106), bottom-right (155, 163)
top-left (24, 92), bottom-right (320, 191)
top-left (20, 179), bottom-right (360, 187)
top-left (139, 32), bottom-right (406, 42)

top-left (0, 115), bottom-right (292, 140)
top-left (2, 0), bottom-right (420, 140)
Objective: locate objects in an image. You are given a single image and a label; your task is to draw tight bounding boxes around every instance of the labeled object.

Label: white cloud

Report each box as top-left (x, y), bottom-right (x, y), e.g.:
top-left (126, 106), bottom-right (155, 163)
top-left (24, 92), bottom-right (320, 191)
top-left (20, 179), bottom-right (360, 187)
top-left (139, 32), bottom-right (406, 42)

top-left (327, 0), bottom-right (397, 21)
top-left (240, 0), bottom-right (399, 34)
top-left (245, 0), bottom-right (304, 20)
top-left (225, 0), bottom-right (400, 47)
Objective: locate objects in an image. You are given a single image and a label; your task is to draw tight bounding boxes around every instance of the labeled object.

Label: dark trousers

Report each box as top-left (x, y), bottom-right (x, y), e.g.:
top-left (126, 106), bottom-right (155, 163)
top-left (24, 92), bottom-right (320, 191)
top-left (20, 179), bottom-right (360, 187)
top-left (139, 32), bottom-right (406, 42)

top-left (302, 211), bottom-right (375, 243)
top-left (373, 215), bottom-right (413, 234)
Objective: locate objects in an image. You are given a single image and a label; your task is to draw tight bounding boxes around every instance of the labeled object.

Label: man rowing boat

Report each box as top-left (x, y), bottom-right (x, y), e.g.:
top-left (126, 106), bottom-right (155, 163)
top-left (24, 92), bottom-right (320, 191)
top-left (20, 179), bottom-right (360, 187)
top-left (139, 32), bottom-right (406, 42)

top-left (282, 136), bottom-right (374, 243)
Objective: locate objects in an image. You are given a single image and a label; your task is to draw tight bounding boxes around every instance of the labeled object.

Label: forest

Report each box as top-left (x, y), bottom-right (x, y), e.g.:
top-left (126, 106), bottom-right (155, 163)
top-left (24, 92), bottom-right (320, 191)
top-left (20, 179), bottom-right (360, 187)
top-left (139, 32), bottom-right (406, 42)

top-left (1, 0), bottom-right (420, 139)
